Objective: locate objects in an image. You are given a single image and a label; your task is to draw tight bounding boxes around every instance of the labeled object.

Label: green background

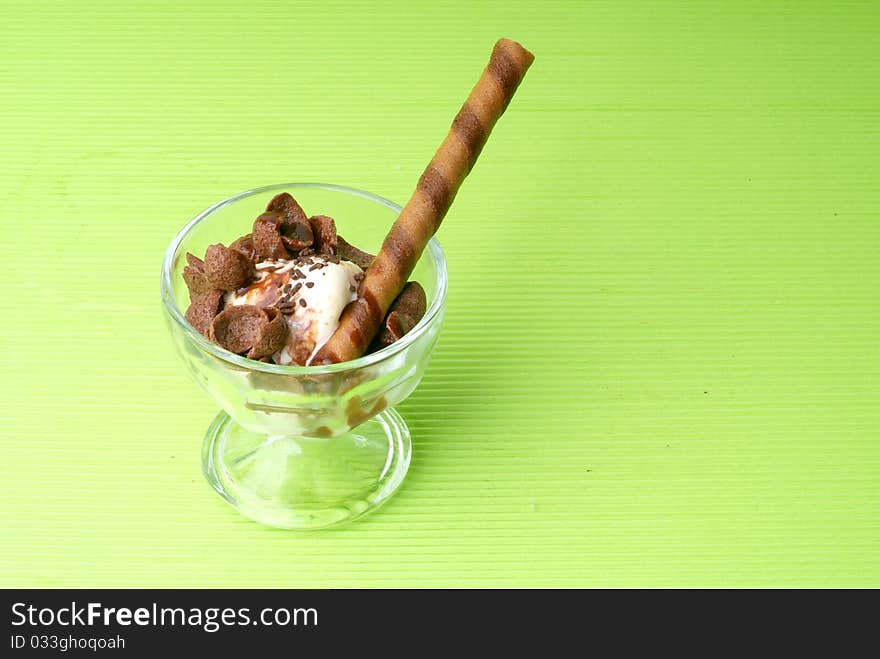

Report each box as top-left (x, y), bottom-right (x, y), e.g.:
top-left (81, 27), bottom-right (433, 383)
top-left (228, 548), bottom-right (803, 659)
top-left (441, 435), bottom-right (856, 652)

top-left (1, 0), bottom-right (878, 587)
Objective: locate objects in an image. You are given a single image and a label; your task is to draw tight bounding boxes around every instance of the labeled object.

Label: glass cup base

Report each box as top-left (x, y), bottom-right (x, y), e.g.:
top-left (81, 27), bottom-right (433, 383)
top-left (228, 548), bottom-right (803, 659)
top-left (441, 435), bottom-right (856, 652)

top-left (201, 408), bottom-right (412, 529)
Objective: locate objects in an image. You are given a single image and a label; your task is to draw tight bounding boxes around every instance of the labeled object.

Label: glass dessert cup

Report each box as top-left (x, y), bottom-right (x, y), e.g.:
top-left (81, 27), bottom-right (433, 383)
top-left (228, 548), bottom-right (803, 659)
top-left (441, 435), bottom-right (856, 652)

top-left (161, 183), bottom-right (447, 529)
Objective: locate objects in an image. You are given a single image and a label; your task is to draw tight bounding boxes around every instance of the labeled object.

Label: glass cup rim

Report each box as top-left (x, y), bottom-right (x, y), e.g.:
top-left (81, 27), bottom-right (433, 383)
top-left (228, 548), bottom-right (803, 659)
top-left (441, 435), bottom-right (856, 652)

top-left (160, 182), bottom-right (448, 375)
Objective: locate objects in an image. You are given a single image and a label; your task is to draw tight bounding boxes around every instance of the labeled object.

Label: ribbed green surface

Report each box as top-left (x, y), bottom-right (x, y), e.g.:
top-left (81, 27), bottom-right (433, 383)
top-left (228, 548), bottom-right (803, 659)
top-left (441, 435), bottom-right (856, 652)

top-left (1, 1), bottom-right (878, 587)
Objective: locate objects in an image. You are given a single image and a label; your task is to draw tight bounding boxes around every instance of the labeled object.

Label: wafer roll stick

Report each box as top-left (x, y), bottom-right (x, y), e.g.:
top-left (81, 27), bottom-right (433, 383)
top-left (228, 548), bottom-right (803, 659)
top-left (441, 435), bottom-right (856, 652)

top-left (313, 38), bottom-right (534, 364)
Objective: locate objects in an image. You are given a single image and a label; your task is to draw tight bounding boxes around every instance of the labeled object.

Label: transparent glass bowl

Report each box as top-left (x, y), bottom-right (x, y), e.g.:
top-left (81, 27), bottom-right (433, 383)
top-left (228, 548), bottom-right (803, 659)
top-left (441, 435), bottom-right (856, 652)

top-left (160, 183), bottom-right (447, 529)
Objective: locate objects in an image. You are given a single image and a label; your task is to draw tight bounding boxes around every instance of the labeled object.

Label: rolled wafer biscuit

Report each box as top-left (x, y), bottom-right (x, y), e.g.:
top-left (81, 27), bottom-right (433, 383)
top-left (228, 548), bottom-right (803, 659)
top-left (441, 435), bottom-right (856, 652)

top-left (312, 38), bottom-right (534, 364)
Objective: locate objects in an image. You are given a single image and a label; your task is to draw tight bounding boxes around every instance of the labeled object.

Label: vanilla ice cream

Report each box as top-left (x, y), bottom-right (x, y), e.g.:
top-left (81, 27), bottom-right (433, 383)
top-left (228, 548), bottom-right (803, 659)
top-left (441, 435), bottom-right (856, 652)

top-left (225, 256), bottom-right (362, 366)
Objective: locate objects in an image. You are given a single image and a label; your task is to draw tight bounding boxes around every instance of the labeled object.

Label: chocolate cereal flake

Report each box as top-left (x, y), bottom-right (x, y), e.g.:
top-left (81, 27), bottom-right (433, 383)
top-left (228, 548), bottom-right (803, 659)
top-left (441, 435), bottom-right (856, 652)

top-left (186, 252), bottom-right (205, 270)
top-left (183, 252), bottom-right (213, 296)
top-left (211, 305), bottom-right (268, 354)
top-left (337, 236), bottom-right (375, 270)
top-left (204, 243), bottom-right (255, 291)
top-left (267, 193), bottom-right (314, 252)
top-left (386, 311), bottom-right (414, 343)
top-left (280, 219), bottom-right (314, 252)
top-left (390, 281), bottom-right (427, 320)
top-left (185, 289), bottom-right (223, 338)
top-left (183, 265), bottom-right (212, 296)
top-left (267, 192), bottom-right (308, 225)
top-left (229, 233), bottom-right (259, 264)
top-left (308, 215), bottom-right (338, 255)
top-left (252, 211), bottom-right (288, 260)
top-left (247, 307), bottom-right (288, 359)
top-left (370, 282), bottom-right (427, 350)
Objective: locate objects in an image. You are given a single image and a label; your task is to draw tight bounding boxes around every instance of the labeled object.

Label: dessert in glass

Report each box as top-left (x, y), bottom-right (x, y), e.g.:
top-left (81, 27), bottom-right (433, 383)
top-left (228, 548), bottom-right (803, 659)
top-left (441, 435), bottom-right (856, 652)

top-left (160, 38), bottom-right (533, 529)
top-left (161, 184), bottom-right (446, 529)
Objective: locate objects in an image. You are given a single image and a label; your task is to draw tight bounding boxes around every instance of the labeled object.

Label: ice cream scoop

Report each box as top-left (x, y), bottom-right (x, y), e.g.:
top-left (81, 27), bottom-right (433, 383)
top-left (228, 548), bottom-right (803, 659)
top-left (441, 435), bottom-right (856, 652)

top-left (225, 255), bottom-right (362, 365)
